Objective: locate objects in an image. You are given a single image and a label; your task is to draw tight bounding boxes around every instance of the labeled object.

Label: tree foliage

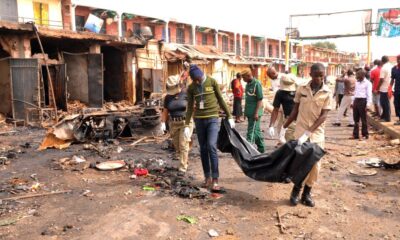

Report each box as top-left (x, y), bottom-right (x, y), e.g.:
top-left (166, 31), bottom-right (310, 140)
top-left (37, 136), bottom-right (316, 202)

top-left (312, 41), bottom-right (337, 50)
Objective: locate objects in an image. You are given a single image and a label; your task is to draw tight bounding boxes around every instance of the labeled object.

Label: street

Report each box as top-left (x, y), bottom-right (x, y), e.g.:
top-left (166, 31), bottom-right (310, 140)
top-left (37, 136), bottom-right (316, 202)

top-left (0, 108), bottom-right (399, 240)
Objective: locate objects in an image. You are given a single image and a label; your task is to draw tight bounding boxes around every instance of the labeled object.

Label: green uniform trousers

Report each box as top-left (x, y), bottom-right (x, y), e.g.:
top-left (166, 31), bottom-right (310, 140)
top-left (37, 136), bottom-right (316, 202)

top-left (246, 117), bottom-right (265, 153)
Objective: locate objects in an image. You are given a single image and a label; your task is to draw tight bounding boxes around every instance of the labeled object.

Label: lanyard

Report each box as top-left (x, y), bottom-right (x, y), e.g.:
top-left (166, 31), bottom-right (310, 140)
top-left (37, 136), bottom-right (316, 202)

top-left (197, 78), bottom-right (206, 102)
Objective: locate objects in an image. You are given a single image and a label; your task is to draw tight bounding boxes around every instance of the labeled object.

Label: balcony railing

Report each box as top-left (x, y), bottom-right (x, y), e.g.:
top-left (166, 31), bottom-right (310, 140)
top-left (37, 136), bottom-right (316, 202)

top-left (0, 14), bottom-right (66, 30)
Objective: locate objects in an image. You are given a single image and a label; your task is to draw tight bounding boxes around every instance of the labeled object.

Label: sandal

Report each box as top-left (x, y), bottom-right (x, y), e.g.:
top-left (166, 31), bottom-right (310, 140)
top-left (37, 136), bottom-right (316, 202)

top-left (201, 178), bottom-right (212, 188)
top-left (211, 182), bottom-right (227, 194)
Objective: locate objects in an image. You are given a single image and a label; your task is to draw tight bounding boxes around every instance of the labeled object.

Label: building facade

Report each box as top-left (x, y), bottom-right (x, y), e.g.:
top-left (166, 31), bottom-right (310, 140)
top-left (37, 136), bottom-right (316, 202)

top-left (0, 0), bottom-right (357, 123)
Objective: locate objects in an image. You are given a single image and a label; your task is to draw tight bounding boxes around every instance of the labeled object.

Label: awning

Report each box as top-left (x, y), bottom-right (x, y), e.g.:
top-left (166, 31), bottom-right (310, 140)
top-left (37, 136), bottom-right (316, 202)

top-left (163, 43), bottom-right (229, 62)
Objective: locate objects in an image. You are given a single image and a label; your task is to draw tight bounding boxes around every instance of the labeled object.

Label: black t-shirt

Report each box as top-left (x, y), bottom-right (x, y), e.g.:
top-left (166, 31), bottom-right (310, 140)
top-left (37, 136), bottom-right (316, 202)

top-left (163, 91), bottom-right (188, 118)
top-left (272, 90), bottom-right (296, 117)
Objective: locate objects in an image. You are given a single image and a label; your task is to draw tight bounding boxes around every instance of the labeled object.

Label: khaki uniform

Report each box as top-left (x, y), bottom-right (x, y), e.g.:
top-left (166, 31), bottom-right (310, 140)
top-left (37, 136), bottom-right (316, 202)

top-left (294, 81), bottom-right (332, 186)
top-left (169, 120), bottom-right (193, 172)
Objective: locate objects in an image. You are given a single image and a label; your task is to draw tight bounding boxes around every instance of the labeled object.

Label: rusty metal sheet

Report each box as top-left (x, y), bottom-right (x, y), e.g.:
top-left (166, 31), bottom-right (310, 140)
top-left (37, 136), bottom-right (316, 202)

top-left (88, 54), bottom-right (103, 108)
top-left (9, 58), bottom-right (39, 120)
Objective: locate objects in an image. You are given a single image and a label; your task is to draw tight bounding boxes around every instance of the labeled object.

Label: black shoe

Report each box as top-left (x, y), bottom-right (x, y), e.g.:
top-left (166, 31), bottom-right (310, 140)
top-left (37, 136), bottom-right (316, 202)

top-left (290, 184), bottom-right (302, 206)
top-left (284, 177), bottom-right (292, 184)
top-left (347, 124), bottom-right (355, 127)
top-left (301, 185), bottom-right (315, 207)
top-left (332, 123), bottom-right (341, 127)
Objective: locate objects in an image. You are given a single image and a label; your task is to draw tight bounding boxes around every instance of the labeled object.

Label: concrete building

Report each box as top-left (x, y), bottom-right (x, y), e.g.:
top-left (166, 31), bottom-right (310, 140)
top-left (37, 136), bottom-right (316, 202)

top-left (0, 0), bottom-right (358, 124)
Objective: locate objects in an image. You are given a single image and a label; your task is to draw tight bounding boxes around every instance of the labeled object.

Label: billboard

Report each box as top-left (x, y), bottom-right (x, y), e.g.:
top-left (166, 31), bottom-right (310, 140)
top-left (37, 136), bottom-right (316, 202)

top-left (290, 9), bottom-right (372, 40)
top-left (84, 14), bottom-right (104, 33)
top-left (377, 8), bottom-right (400, 38)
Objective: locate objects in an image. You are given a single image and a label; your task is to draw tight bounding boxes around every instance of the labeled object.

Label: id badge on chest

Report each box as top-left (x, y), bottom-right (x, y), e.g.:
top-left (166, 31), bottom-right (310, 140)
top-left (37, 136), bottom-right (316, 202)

top-left (199, 101), bottom-right (204, 109)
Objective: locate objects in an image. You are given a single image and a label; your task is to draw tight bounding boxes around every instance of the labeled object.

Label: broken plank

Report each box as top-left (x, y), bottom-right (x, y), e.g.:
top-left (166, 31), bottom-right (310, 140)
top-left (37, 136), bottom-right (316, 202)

top-left (1, 190), bottom-right (71, 201)
top-left (276, 210), bottom-right (286, 234)
top-left (130, 137), bottom-right (148, 147)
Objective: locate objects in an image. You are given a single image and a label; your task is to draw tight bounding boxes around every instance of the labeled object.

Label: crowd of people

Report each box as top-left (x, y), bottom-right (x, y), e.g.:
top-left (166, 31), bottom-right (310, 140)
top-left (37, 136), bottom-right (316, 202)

top-left (159, 55), bottom-right (400, 208)
top-left (332, 55), bottom-right (400, 139)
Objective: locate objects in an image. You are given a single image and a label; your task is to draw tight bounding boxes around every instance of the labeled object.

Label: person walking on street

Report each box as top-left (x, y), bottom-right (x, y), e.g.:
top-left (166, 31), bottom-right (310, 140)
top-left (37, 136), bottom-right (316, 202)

top-left (160, 75), bottom-right (193, 175)
top-left (391, 55), bottom-right (400, 125)
top-left (333, 69), bottom-right (356, 127)
top-left (282, 63), bottom-right (332, 207)
top-left (184, 64), bottom-right (235, 192)
top-left (334, 70), bottom-right (346, 110)
top-left (267, 67), bottom-right (297, 143)
top-left (378, 56), bottom-right (392, 122)
top-left (242, 69), bottom-right (265, 153)
top-left (351, 69), bottom-right (372, 140)
top-left (370, 59), bottom-right (382, 117)
top-left (231, 73), bottom-right (244, 123)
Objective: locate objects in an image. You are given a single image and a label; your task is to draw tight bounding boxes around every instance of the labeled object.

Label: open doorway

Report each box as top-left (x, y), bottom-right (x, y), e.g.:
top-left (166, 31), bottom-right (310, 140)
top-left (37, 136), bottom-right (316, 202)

top-left (40, 64), bottom-right (67, 111)
top-left (101, 46), bottom-right (125, 102)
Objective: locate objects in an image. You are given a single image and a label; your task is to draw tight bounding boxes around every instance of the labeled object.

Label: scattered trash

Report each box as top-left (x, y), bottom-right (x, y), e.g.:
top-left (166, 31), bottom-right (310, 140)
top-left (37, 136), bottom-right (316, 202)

top-left (30, 174), bottom-right (38, 181)
top-left (116, 146), bottom-right (123, 153)
top-left (354, 150), bottom-right (368, 156)
top-left (124, 190), bottom-right (133, 195)
top-left (174, 186), bottom-right (208, 199)
top-left (134, 168), bottom-right (149, 176)
top-left (30, 182), bottom-right (41, 192)
top-left (210, 193), bottom-right (223, 199)
top-left (276, 210), bottom-right (286, 234)
top-left (208, 229), bottom-right (219, 237)
top-left (129, 174), bottom-right (137, 179)
top-left (80, 190), bottom-right (92, 197)
top-left (357, 158), bottom-right (381, 168)
top-left (72, 155), bottom-right (86, 163)
top-left (0, 215), bottom-right (25, 227)
top-left (142, 186), bottom-right (156, 191)
top-left (6, 152), bottom-right (17, 159)
top-left (176, 215), bottom-right (197, 224)
top-left (1, 190), bottom-right (71, 201)
top-left (0, 157), bottom-right (10, 165)
top-left (357, 158), bottom-right (400, 170)
top-left (38, 133), bottom-right (72, 150)
top-left (349, 168), bottom-right (378, 176)
top-left (389, 139), bottom-right (400, 146)
top-left (52, 156), bottom-right (89, 171)
top-left (95, 160), bottom-right (126, 171)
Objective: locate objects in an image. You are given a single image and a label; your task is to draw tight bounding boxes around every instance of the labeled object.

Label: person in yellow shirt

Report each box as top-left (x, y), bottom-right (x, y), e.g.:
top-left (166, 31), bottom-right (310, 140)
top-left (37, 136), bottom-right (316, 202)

top-left (282, 63), bottom-right (332, 207)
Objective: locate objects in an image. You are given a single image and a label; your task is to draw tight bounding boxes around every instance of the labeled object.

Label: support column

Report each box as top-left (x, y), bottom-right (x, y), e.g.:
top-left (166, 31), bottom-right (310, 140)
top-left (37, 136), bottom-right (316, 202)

top-left (239, 34), bottom-right (242, 57)
top-left (164, 21), bottom-right (169, 43)
top-left (265, 38), bottom-right (268, 58)
top-left (215, 30), bottom-right (218, 49)
top-left (234, 33), bottom-right (237, 55)
top-left (192, 25), bottom-right (196, 45)
top-left (285, 34), bottom-right (290, 72)
top-left (70, 4), bottom-right (76, 31)
top-left (278, 40), bottom-right (282, 59)
top-left (249, 35), bottom-right (252, 56)
top-left (117, 11), bottom-right (123, 38)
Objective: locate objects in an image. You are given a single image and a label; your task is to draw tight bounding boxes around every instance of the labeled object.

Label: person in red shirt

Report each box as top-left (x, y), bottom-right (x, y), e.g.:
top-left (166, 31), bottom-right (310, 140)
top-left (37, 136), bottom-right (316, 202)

top-left (231, 73), bottom-right (244, 123)
top-left (370, 59), bottom-right (382, 116)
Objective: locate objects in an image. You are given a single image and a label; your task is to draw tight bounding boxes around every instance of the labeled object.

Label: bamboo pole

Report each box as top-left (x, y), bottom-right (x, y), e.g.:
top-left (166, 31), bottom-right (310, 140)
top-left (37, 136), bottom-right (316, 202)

top-left (30, 23), bottom-right (58, 122)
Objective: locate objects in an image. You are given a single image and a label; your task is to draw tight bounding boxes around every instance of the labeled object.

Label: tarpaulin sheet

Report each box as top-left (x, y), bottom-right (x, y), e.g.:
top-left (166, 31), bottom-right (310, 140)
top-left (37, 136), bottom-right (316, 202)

top-left (217, 119), bottom-right (325, 185)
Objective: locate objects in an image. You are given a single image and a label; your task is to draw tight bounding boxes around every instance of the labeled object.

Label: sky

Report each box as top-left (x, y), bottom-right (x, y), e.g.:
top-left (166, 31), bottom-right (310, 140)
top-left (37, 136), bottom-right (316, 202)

top-left (75, 0), bottom-right (400, 58)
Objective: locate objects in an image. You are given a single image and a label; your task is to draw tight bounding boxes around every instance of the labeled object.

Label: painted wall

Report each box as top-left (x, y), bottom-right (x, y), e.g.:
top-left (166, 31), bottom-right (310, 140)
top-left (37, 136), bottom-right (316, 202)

top-left (17, 0), bottom-right (63, 28)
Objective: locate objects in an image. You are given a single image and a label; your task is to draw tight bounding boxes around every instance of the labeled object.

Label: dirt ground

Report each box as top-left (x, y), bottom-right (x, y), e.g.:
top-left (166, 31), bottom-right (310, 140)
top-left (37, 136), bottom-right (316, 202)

top-left (0, 110), bottom-right (399, 240)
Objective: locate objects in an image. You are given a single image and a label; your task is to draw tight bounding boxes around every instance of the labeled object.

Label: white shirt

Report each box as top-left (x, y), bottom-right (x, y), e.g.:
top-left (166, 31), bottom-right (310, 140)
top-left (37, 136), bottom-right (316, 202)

top-left (352, 78), bottom-right (372, 106)
top-left (379, 62), bottom-right (392, 92)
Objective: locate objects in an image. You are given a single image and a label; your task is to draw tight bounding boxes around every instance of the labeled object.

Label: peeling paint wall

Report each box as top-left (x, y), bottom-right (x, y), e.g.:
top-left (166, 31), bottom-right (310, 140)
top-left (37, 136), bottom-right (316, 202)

top-left (0, 59), bottom-right (12, 117)
top-left (17, 0), bottom-right (63, 28)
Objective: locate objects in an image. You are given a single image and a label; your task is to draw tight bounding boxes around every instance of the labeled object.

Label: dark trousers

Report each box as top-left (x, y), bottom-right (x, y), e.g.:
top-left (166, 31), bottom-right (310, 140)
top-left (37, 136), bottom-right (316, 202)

top-left (380, 92), bottom-right (391, 122)
top-left (353, 98), bottom-right (368, 138)
top-left (194, 118), bottom-right (219, 178)
top-left (394, 91), bottom-right (400, 119)
top-left (338, 94), bottom-right (344, 106)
